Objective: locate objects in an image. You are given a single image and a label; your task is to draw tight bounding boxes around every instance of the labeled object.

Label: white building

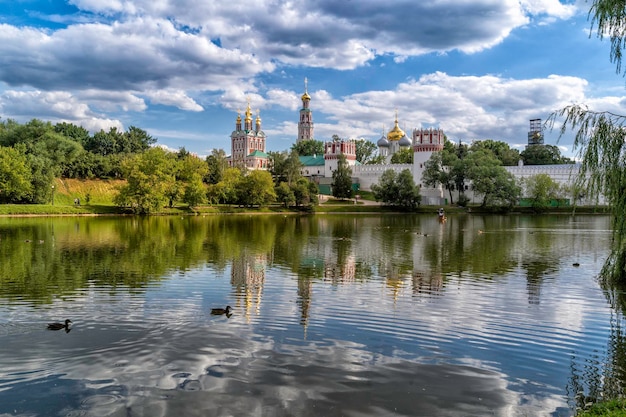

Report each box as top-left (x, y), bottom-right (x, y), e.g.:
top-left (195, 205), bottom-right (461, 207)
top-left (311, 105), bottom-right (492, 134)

top-left (294, 81), bottom-right (589, 205)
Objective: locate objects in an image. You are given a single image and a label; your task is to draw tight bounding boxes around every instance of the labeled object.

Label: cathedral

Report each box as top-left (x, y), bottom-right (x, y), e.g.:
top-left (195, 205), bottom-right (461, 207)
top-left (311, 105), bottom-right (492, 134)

top-left (223, 81), bottom-right (592, 206)
top-left (227, 99), bottom-right (269, 170)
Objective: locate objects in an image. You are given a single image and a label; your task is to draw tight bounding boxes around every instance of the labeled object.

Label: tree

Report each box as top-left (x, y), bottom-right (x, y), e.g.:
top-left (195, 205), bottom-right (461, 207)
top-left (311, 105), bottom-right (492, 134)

top-left (520, 144), bottom-right (572, 165)
top-left (465, 150), bottom-right (520, 208)
top-left (183, 174), bottom-right (207, 208)
top-left (268, 151), bottom-right (288, 184)
top-left (396, 169), bottom-right (421, 209)
top-left (54, 122), bottom-right (90, 145)
top-left (422, 151), bottom-right (456, 204)
top-left (471, 140), bottom-right (520, 166)
top-left (390, 148), bottom-right (413, 164)
top-left (548, 0), bottom-right (626, 283)
top-left (371, 169), bottom-right (421, 210)
top-left (524, 173), bottom-right (561, 212)
top-left (0, 146), bottom-right (32, 203)
top-left (371, 170), bottom-right (399, 205)
top-left (236, 170), bottom-right (276, 207)
top-left (367, 154), bottom-right (387, 165)
top-left (291, 140), bottom-right (324, 156)
top-left (275, 182), bottom-right (295, 207)
top-left (206, 149), bottom-right (228, 184)
top-left (293, 177), bottom-right (319, 208)
top-left (207, 167), bottom-right (242, 205)
top-left (331, 154), bottom-right (353, 199)
top-left (114, 147), bottom-right (176, 214)
top-left (124, 126), bottom-right (156, 153)
top-left (355, 139), bottom-right (377, 164)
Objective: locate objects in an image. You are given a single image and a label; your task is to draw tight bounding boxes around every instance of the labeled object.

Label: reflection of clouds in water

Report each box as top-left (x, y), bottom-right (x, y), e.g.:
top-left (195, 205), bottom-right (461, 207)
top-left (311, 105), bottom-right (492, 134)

top-left (1, 324), bottom-right (522, 417)
top-left (0, 306), bottom-right (522, 417)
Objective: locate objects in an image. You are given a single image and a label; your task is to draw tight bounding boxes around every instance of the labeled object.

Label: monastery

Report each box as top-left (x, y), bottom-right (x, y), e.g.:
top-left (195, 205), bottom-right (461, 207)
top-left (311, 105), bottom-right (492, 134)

top-left (227, 81), bottom-right (587, 206)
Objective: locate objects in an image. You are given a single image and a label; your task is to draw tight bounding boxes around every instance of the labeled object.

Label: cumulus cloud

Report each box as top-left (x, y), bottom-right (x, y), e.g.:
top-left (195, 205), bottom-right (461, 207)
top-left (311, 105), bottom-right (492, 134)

top-left (0, 88), bottom-right (124, 132)
top-left (294, 72), bottom-right (626, 154)
top-left (0, 0), bottom-right (611, 155)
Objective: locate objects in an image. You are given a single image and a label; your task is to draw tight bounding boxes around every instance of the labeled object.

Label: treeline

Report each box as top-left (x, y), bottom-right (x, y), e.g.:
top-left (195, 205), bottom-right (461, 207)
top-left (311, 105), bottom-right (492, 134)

top-left (0, 119), bottom-right (155, 204)
top-left (0, 118), bottom-right (319, 213)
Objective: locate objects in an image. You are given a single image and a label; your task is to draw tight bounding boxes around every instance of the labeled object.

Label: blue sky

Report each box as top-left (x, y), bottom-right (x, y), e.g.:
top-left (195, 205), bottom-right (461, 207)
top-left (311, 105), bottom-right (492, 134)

top-left (0, 0), bottom-right (623, 158)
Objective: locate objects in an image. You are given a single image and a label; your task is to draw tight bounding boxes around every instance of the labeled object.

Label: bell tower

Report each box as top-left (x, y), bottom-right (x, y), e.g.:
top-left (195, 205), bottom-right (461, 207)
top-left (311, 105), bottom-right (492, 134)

top-left (297, 78), bottom-right (315, 143)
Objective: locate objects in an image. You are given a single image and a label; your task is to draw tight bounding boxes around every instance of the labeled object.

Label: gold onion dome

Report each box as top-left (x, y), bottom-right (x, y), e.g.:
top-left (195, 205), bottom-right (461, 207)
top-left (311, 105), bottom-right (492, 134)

top-left (387, 117), bottom-right (405, 142)
top-left (301, 91), bottom-right (311, 101)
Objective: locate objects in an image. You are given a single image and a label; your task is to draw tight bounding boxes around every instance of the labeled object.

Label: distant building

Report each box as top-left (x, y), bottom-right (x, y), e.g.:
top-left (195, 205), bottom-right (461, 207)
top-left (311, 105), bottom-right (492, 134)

top-left (297, 78), bottom-right (315, 143)
top-left (528, 118), bottom-right (544, 145)
top-left (227, 99), bottom-right (269, 170)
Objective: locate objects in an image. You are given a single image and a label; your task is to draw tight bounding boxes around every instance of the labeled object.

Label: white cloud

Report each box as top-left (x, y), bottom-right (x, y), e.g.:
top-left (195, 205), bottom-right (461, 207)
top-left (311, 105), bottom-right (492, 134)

top-left (0, 88), bottom-right (124, 132)
top-left (144, 89), bottom-right (203, 112)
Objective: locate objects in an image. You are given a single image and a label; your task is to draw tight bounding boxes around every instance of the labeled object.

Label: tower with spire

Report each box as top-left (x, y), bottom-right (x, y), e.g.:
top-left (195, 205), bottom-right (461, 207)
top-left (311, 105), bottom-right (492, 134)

top-left (297, 78), bottom-right (315, 143)
top-left (228, 97), bottom-right (269, 170)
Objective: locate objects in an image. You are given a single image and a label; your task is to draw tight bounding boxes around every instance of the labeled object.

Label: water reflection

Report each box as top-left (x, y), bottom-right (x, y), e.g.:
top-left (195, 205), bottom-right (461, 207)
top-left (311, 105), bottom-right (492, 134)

top-left (0, 214), bottom-right (617, 416)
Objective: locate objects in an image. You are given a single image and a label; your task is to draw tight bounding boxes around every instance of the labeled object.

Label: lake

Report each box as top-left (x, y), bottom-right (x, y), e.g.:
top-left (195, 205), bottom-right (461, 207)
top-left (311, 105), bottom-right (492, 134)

top-left (0, 213), bottom-right (619, 416)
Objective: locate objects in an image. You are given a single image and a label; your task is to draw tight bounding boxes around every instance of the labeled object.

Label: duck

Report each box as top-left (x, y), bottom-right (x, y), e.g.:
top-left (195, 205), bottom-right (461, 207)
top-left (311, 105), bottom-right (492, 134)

top-left (573, 262), bottom-right (580, 267)
top-left (211, 306), bottom-right (232, 316)
top-left (47, 319), bottom-right (72, 331)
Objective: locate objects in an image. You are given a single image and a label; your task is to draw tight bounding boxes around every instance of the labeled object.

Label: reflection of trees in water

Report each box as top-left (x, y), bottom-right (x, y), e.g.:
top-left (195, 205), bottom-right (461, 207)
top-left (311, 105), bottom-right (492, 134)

top-left (566, 282), bottom-right (626, 409)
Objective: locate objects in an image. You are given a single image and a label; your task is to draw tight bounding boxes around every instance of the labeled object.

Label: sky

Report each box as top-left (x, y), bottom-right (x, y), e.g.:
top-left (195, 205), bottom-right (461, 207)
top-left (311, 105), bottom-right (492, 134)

top-left (0, 0), bottom-right (624, 158)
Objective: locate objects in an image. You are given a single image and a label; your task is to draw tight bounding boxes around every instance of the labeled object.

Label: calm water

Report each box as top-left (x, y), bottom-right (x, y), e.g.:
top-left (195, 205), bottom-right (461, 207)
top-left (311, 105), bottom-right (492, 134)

top-left (0, 213), bottom-right (620, 416)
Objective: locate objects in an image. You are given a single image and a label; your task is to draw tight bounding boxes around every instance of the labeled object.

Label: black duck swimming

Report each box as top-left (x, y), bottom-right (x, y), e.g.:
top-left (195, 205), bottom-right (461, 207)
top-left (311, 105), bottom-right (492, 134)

top-left (211, 306), bottom-right (232, 315)
top-left (47, 319), bottom-right (72, 331)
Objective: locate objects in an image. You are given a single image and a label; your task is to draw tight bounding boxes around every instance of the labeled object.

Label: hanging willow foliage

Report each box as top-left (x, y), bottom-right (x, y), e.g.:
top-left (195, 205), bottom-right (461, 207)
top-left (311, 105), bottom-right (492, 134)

top-left (548, 106), bottom-right (626, 283)
top-left (548, 0), bottom-right (626, 283)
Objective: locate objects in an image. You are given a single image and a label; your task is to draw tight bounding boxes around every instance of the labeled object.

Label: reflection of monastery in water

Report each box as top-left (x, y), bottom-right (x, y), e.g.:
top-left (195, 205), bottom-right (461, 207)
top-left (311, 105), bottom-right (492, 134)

top-left (230, 251), bottom-right (266, 321)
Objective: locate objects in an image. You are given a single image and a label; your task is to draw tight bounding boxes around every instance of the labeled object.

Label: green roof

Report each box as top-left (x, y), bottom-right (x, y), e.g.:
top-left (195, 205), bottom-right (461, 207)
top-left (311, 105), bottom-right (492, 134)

top-left (299, 155), bottom-right (325, 166)
top-left (248, 150), bottom-right (268, 158)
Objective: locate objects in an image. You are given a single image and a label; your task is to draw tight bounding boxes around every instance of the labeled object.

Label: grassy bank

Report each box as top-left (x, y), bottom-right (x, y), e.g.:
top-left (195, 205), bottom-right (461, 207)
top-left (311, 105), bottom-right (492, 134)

top-left (578, 400), bottom-right (626, 416)
top-left (0, 178), bottom-right (611, 216)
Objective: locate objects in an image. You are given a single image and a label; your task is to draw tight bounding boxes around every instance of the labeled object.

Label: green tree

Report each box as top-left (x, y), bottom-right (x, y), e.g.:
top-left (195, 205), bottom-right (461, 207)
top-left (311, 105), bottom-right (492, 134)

top-left (396, 169), bottom-right (421, 209)
top-left (206, 149), bottom-right (228, 184)
top-left (292, 140), bottom-right (324, 156)
top-left (0, 145), bottom-right (33, 203)
top-left (371, 169), bottom-right (399, 205)
top-left (236, 170), bottom-right (276, 207)
top-left (114, 147), bottom-right (176, 214)
top-left (466, 150), bottom-right (520, 208)
top-left (268, 151), bottom-right (288, 184)
top-left (390, 148), bottom-right (413, 164)
top-left (54, 122), bottom-right (90, 145)
top-left (520, 144), bottom-right (572, 165)
top-left (331, 154), bottom-right (353, 199)
top-left (372, 169), bottom-right (420, 210)
top-left (85, 128), bottom-right (120, 156)
top-left (183, 174), bottom-right (207, 208)
top-left (124, 126), bottom-right (156, 153)
top-left (523, 173), bottom-right (561, 212)
top-left (471, 140), bottom-right (520, 166)
top-left (422, 151), bottom-right (456, 204)
top-left (368, 154), bottom-right (387, 164)
top-left (548, 0), bottom-right (626, 283)
top-left (293, 177), bottom-right (318, 208)
top-left (355, 139), bottom-right (377, 164)
top-left (275, 182), bottom-right (295, 207)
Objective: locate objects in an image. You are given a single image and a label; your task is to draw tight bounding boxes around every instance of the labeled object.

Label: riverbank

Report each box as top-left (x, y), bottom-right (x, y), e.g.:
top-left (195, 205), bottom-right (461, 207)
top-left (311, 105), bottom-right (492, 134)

top-left (0, 201), bottom-right (610, 216)
top-left (0, 178), bottom-right (609, 216)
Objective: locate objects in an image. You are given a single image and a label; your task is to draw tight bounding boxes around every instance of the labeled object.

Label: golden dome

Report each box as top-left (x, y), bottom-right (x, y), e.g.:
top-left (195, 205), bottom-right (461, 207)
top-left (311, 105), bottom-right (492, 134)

top-left (244, 103), bottom-right (252, 122)
top-left (387, 116), bottom-right (405, 142)
top-left (301, 77), bottom-right (311, 101)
